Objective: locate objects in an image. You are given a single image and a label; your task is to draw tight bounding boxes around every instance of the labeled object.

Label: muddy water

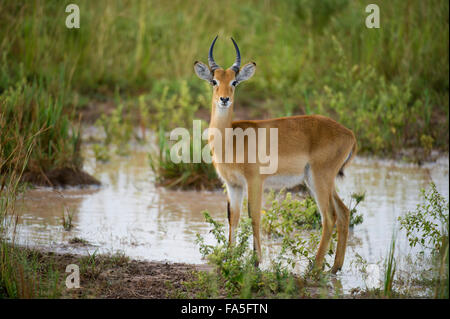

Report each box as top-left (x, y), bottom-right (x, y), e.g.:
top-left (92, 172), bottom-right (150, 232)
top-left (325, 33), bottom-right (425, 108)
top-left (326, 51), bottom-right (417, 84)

top-left (15, 144), bottom-right (449, 294)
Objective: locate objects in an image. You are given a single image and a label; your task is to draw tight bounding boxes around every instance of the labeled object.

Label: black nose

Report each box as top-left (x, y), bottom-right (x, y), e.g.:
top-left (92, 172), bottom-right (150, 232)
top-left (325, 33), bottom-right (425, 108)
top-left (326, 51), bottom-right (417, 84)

top-left (220, 97), bottom-right (229, 103)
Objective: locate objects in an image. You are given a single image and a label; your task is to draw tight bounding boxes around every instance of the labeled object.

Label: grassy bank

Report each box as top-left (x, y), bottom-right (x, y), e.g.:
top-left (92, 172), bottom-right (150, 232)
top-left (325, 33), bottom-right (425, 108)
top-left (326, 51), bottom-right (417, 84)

top-left (0, 80), bottom-right (98, 186)
top-left (0, 132), bottom-right (61, 298)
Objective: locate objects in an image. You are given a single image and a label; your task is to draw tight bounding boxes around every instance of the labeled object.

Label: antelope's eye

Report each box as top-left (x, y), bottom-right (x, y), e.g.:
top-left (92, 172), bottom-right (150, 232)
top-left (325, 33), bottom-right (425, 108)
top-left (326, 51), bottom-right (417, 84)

top-left (211, 80), bottom-right (217, 86)
top-left (232, 81), bottom-right (238, 86)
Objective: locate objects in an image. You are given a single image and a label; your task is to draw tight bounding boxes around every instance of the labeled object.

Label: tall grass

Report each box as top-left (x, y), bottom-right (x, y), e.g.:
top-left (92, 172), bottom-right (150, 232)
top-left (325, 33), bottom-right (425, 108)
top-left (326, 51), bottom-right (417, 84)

top-left (0, 133), bottom-right (62, 298)
top-left (0, 0), bottom-right (448, 154)
top-left (0, 80), bottom-right (82, 181)
top-left (383, 234), bottom-right (397, 298)
top-left (435, 237), bottom-right (449, 298)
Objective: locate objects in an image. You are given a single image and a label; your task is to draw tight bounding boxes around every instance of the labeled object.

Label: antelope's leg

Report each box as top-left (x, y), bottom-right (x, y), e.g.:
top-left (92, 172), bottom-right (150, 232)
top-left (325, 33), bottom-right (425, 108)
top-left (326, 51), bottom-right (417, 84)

top-left (331, 190), bottom-right (350, 273)
top-left (307, 169), bottom-right (336, 271)
top-left (226, 183), bottom-right (244, 245)
top-left (247, 179), bottom-right (263, 264)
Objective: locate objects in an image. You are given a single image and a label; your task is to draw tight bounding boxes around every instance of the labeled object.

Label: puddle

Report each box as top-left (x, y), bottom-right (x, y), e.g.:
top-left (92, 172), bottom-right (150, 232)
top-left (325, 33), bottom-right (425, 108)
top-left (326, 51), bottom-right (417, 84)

top-left (14, 140), bottom-right (449, 295)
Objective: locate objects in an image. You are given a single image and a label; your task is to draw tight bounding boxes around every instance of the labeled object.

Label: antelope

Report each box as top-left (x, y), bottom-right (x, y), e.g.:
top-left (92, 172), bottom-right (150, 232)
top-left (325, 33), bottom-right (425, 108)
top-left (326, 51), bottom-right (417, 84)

top-left (194, 36), bottom-right (357, 273)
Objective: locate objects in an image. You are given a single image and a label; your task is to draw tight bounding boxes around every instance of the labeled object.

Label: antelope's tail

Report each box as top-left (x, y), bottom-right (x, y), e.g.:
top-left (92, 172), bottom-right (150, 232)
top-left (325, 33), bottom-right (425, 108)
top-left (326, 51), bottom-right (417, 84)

top-left (337, 141), bottom-right (357, 178)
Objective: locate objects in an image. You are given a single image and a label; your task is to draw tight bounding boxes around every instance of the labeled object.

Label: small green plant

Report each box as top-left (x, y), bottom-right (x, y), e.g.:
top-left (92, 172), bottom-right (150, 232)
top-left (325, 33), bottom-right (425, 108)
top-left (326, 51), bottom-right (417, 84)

top-left (150, 80), bottom-right (203, 130)
top-left (79, 249), bottom-right (100, 279)
top-left (420, 134), bottom-right (434, 158)
top-left (94, 102), bottom-right (133, 157)
top-left (399, 183), bottom-right (449, 252)
top-left (398, 182), bottom-right (449, 298)
top-left (138, 94), bottom-right (150, 141)
top-left (435, 237), bottom-right (449, 299)
top-left (62, 209), bottom-right (74, 231)
top-left (92, 144), bottom-right (111, 162)
top-left (194, 211), bottom-right (303, 298)
top-left (262, 189), bottom-right (364, 236)
top-left (195, 211), bottom-right (256, 295)
top-left (383, 234), bottom-right (397, 298)
top-left (262, 190), bottom-right (321, 236)
top-left (79, 250), bottom-right (129, 281)
top-left (349, 192), bottom-right (365, 227)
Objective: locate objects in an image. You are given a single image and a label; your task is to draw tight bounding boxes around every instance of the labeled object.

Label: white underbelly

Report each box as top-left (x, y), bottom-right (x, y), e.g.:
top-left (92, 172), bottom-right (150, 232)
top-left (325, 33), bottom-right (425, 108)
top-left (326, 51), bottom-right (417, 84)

top-left (263, 174), bottom-right (305, 190)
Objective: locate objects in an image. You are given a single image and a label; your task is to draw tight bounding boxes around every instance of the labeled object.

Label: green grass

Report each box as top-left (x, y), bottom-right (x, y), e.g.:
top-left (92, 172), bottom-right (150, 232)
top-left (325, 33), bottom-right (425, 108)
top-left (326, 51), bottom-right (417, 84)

top-left (0, 80), bottom-right (81, 180)
top-left (192, 211), bottom-right (308, 298)
top-left (262, 189), bottom-right (365, 236)
top-left (0, 0), bottom-right (448, 157)
top-left (383, 234), bottom-right (397, 298)
top-left (0, 133), bottom-right (63, 298)
top-left (62, 208), bottom-right (74, 231)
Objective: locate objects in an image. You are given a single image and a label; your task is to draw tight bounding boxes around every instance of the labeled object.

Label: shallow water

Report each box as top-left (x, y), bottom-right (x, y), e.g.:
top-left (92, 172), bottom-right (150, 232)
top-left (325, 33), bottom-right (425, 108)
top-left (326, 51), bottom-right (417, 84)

top-left (14, 143), bottom-right (449, 294)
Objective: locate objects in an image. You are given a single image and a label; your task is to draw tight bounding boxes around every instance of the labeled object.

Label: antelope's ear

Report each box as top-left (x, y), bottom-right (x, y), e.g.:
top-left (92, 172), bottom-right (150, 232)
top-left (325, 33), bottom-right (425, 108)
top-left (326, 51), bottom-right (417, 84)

top-left (235, 62), bottom-right (256, 82)
top-left (194, 61), bottom-right (213, 82)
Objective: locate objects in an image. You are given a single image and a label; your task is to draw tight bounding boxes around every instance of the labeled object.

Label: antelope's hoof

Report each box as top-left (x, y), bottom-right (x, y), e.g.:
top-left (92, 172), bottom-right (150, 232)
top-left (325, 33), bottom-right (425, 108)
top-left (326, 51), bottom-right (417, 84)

top-left (331, 265), bottom-right (342, 274)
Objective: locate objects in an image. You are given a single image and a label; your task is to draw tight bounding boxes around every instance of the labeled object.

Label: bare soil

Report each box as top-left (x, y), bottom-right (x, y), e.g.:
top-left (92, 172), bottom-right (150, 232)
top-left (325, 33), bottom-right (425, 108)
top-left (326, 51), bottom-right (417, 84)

top-left (32, 250), bottom-right (210, 299)
top-left (8, 245), bottom-right (427, 299)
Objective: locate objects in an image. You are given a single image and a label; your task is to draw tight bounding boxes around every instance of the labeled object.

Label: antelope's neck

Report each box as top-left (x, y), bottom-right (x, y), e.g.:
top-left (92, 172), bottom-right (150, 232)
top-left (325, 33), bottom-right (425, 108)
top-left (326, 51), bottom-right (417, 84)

top-left (208, 103), bottom-right (233, 163)
top-left (209, 104), bottom-right (233, 133)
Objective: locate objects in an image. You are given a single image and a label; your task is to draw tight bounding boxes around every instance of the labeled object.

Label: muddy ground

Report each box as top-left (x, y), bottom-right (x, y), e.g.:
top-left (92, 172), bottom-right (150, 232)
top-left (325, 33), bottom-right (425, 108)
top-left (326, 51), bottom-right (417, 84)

top-left (9, 245), bottom-right (422, 299)
top-left (26, 249), bottom-right (315, 299)
top-left (28, 248), bottom-right (211, 299)
top-left (22, 167), bottom-right (101, 188)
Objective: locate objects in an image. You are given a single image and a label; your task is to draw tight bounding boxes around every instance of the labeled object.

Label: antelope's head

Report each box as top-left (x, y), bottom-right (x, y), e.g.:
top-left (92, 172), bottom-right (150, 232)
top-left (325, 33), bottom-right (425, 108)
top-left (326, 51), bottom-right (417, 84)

top-left (194, 36), bottom-right (256, 112)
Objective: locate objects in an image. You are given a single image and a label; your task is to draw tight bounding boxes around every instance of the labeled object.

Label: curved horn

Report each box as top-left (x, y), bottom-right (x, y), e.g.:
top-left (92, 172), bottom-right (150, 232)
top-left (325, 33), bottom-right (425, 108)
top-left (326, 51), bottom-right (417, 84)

top-left (230, 37), bottom-right (241, 73)
top-left (208, 35), bottom-right (220, 72)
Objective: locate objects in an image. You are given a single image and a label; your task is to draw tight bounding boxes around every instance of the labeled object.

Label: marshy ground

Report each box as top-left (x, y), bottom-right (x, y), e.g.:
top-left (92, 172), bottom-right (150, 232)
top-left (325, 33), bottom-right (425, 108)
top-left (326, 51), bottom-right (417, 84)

top-left (8, 140), bottom-right (448, 298)
top-left (6, 248), bottom-right (382, 299)
top-left (31, 249), bottom-right (206, 299)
